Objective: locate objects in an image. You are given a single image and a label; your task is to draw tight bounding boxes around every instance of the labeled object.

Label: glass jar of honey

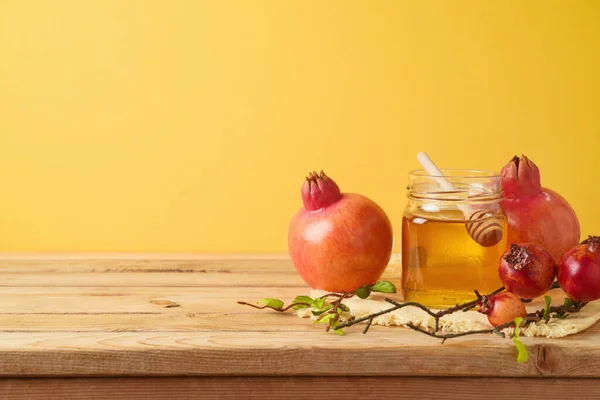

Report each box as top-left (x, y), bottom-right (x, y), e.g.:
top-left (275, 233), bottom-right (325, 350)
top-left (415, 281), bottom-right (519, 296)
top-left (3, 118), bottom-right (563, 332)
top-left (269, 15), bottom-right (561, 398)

top-left (401, 169), bottom-right (508, 308)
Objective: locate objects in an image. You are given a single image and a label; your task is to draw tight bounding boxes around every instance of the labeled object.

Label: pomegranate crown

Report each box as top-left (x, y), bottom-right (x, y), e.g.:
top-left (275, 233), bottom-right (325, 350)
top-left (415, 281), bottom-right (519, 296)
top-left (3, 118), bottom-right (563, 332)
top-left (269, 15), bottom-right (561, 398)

top-left (501, 155), bottom-right (542, 199)
top-left (503, 244), bottom-right (532, 270)
top-left (301, 170), bottom-right (342, 211)
top-left (582, 236), bottom-right (600, 252)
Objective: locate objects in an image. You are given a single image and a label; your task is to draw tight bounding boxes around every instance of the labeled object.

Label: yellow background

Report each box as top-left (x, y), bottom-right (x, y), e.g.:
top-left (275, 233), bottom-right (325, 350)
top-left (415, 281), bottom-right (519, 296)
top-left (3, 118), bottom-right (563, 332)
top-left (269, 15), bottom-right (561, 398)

top-left (0, 0), bottom-right (599, 253)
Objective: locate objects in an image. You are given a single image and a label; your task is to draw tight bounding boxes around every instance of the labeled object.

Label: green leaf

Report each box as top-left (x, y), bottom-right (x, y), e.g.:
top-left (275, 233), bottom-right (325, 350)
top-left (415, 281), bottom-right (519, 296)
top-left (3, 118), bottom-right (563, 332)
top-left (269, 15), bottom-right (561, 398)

top-left (333, 328), bottom-right (344, 335)
top-left (512, 316), bottom-right (528, 363)
top-left (354, 285), bottom-right (371, 299)
top-left (291, 295), bottom-right (314, 310)
top-left (513, 338), bottom-right (529, 363)
top-left (317, 313), bottom-right (338, 324)
top-left (543, 296), bottom-right (552, 319)
top-left (564, 297), bottom-right (574, 308)
top-left (257, 298), bottom-right (284, 310)
top-left (337, 303), bottom-right (350, 312)
top-left (514, 316), bottom-right (523, 337)
top-left (311, 298), bottom-right (326, 309)
top-left (370, 281), bottom-right (397, 294)
top-left (311, 304), bottom-right (333, 316)
top-left (291, 304), bottom-right (309, 310)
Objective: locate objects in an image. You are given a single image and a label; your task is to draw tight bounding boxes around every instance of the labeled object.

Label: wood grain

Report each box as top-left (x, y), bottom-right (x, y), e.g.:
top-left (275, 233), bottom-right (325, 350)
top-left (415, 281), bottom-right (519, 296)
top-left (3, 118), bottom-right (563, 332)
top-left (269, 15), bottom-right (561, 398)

top-left (0, 312), bottom-right (313, 332)
top-left (1, 330), bottom-right (600, 378)
top-left (0, 286), bottom-right (312, 314)
top-left (0, 254), bottom-right (598, 380)
top-left (0, 254), bottom-right (294, 273)
top-left (1, 377), bottom-right (599, 400)
top-left (0, 272), bottom-right (306, 287)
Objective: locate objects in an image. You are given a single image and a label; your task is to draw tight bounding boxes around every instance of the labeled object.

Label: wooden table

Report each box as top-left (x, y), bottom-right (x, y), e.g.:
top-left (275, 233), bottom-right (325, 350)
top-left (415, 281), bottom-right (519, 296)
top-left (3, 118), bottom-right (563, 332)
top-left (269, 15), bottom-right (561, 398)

top-left (1, 254), bottom-right (599, 399)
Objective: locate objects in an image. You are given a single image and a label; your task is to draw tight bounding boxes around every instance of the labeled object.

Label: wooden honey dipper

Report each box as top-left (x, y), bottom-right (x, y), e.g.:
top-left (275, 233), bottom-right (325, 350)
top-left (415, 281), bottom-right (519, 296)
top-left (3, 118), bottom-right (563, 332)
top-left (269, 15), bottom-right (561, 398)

top-left (416, 152), bottom-right (503, 247)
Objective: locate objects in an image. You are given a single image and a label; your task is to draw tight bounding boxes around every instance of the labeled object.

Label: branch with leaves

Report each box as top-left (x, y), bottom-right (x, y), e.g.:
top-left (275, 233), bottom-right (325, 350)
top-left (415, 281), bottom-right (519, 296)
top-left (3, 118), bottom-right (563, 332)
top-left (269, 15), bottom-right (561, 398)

top-left (238, 281), bottom-right (397, 334)
top-left (538, 295), bottom-right (587, 320)
top-left (238, 279), bottom-right (588, 363)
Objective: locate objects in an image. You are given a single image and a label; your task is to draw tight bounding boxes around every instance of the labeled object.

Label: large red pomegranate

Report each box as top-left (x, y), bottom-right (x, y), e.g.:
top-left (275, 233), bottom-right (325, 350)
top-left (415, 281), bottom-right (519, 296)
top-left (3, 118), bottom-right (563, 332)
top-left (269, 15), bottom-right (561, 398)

top-left (288, 171), bottom-right (394, 292)
top-left (500, 155), bottom-right (580, 261)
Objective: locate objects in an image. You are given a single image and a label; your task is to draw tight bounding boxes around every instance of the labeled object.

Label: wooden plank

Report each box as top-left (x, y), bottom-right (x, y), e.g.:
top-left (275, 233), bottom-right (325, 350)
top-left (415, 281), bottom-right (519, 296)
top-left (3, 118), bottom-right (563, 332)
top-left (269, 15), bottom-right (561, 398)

top-left (1, 377), bottom-right (598, 400)
top-left (0, 254), bottom-right (598, 380)
top-left (1, 330), bottom-right (600, 377)
top-left (1, 287), bottom-right (597, 337)
top-left (0, 272), bottom-right (306, 287)
top-left (0, 254), bottom-right (402, 276)
top-left (0, 312), bottom-right (315, 332)
top-left (0, 254), bottom-right (297, 273)
top-left (0, 286), bottom-right (312, 314)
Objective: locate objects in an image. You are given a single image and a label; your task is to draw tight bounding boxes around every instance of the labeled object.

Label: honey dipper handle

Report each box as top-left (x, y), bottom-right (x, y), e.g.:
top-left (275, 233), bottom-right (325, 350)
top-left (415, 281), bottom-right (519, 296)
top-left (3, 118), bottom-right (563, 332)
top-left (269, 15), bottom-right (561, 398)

top-left (416, 151), bottom-right (471, 217)
top-left (416, 152), bottom-right (456, 192)
top-left (416, 152), bottom-right (502, 247)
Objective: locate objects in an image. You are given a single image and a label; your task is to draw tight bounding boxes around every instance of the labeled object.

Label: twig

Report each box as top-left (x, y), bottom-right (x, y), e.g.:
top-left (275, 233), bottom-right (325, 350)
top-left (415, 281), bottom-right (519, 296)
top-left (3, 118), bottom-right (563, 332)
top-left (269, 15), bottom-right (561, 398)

top-left (405, 315), bottom-right (540, 340)
top-left (334, 304), bottom-right (403, 330)
top-left (535, 300), bottom-right (588, 320)
top-left (334, 285), bottom-right (587, 341)
top-left (407, 323), bottom-right (504, 339)
top-left (388, 286), bottom-right (504, 332)
top-left (238, 290), bottom-right (359, 333)
top-left (384, 299), bottom-right (441, 318)
top-left (326, 292), bottom-right (353, 332)
top-left (320, 292), bottom-right (356, 300)
top-left (236, 301), bottom-right (312, 312)
top-left (238, 279), bottom-right (588, 348)
top-left (335, 286), bottom-right (505, 332)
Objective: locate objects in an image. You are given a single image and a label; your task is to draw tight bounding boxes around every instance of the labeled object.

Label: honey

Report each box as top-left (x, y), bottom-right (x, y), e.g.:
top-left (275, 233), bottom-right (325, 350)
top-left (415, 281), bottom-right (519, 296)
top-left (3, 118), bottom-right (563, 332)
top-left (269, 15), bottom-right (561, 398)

top-left (401, 168), bottom-right (508, 308)
top-left (401, 210), bottom-right (507, 308)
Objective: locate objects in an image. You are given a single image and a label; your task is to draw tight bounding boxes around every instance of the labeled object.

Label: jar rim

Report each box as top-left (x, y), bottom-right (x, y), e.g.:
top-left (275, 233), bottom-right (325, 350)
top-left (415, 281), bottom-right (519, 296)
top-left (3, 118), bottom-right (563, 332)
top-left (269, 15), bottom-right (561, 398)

top-left (406, 191), bottom-right (504, 203)
top-left (407, 168), bottom-right (503, 203)
top-left (408, 168), bottom-right (501, 179)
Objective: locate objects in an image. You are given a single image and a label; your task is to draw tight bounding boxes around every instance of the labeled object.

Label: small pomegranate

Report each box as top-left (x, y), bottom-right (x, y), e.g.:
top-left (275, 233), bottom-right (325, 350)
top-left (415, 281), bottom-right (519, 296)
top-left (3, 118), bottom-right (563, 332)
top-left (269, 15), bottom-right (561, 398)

top-left (479, 292), bottom-right (528, 327)
top-left (498, 243), bottom-right (556, 299)
top-left (557, 236), bottom-right (600, 302)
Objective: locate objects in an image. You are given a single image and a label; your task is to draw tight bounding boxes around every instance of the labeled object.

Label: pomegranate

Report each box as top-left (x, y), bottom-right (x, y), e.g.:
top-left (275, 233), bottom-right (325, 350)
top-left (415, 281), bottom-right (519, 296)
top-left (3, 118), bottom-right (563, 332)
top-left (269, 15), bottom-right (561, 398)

top-left (288, 171), bottom-right (394, 292)
top-left (479, 292), bottom-right (528, 327)
top-left (500, 155), bottom-right (580, 261)
top-left (498, 243), bottom-right (556, 299)
top-left (557, 236), bottom-right (600, 302)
